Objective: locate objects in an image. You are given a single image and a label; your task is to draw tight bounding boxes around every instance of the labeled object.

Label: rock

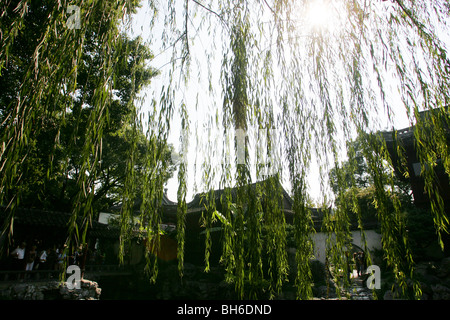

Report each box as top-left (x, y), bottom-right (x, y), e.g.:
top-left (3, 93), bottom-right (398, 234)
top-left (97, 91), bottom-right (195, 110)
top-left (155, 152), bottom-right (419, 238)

top-left (59, 285), bottom-right (70, 296)
top-left (23, 285), bottom-right (37, 300)
top-left (421, 292), bottom-right (430, 300)
top-left (12, 283), bottom-right (28, 295)
top-left (1, 278), bottom-right (101, 300)
top-left (421, 274), bottom-right (440, 285)
top-left (410, 257), bottom-right (450, 300)
top-left (419, 281), bottom-right (432, 298)
top-left (383, 290), bottom-right (394, 300)
top-left (415, 263), bottom-right (429, 277)
top-left (431, 284), bottom-right (450, 300)
top-left (35, 291), bottom-right (45, 300)
top-left (437, 257), bottom-right (450, 278)
top-left (314, 285), bottom-right (328, 298)
top-left (383, 288), bottom-right (403, 300)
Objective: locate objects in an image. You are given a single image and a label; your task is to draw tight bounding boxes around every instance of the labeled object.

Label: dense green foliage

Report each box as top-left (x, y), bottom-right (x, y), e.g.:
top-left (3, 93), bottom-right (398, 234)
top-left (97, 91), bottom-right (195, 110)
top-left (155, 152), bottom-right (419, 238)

top-left (0, 0), bottom-right (174, 259)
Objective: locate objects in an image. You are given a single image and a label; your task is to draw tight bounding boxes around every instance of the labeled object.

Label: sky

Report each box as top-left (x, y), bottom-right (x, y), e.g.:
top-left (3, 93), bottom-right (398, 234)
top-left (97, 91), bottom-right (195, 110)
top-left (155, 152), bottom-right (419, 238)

top-left (123, 0), bottom-right (439, 204)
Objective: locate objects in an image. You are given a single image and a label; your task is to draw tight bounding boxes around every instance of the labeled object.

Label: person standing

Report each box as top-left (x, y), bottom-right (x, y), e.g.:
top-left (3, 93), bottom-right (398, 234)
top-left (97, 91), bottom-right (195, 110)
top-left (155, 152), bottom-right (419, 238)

top-left (353, 252), bottom-right (360, 277)
top-left (10, 242), bottom-right (26, 280)
top-left (356, 251), bottom-right (364, 277)
top-left (358, 251), bottom-right (366, 276)
top-left (56, 245), bottom-right (67, 270)
top-left (46, 247), bottom-right (57, 271)
top-left (10, 242), bottom-right (26, 271)
top-left (25, 245), bottom-right (37, 271)
top-left (38, 248), bottom-right (48, 270)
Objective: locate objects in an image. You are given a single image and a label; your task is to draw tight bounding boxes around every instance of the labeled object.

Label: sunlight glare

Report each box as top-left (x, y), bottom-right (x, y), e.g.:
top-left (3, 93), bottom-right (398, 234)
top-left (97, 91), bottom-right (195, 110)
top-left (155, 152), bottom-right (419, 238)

top-left (305, 0), bottom-right (335, 32)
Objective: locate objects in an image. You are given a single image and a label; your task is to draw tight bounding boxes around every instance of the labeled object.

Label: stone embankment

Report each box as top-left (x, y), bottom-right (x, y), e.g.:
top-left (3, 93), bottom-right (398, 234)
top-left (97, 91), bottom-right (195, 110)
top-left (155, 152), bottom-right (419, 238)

top-left (404, 257), bottom-right (450, 300)
top-left (0, 279), bottom-right (101, 300)
top-left (313, 277), bottom-right (373, 300)
top-left (348, 277), bottom-right (372, 300)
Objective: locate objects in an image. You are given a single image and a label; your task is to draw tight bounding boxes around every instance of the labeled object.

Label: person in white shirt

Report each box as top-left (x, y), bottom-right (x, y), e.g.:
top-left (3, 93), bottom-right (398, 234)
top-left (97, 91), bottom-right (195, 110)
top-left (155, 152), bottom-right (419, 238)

top-left (10, 242), bottom-right (26, 270)
top-left (38, 249), bottom-right (48, 269)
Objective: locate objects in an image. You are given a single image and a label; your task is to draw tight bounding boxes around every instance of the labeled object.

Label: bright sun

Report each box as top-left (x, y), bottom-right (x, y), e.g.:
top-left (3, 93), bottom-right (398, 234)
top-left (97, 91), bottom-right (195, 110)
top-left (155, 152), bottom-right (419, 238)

top-left (305, 0), bottom-right (336, 31)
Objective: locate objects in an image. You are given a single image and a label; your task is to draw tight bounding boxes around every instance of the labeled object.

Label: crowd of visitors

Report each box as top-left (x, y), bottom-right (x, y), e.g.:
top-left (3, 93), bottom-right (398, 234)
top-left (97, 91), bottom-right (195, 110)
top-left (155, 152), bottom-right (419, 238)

top-left (1, 238), bottom-right (106, 274)
top-left (344, 250), bottom-right (367, 280)
top-left (353, 251), bottom-right (366, 277)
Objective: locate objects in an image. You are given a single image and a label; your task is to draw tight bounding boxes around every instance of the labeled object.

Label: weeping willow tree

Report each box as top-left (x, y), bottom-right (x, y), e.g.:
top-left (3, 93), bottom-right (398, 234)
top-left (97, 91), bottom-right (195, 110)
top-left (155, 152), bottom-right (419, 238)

top-left (1, 0), bottom-right (450, 299)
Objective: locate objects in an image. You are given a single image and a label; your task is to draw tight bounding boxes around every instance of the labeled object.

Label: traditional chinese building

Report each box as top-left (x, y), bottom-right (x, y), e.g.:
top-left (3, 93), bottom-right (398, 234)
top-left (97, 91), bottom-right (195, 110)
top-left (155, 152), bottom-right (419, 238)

top-left (381, 108), bottom-right (450, 209)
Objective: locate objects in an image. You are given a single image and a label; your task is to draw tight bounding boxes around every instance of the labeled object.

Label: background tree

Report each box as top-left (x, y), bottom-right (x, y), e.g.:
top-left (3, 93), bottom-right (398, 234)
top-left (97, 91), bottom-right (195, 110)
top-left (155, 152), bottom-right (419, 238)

top-left (0, 1), bottom-right (174, 216)
top-left (330, 130), bottom-right (443, 297)
top-left (330, 133), bottom-right (413, 223)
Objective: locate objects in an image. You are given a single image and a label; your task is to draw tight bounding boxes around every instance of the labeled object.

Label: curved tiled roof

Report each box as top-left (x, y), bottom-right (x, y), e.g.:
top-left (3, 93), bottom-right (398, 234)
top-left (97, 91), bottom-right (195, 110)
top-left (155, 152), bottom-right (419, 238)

top-left (0, 206), bottom-right (120, 239)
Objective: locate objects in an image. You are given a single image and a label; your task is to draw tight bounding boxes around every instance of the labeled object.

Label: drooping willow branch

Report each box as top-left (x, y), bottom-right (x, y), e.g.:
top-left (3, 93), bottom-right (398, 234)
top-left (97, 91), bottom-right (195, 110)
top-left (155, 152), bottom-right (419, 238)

top-left (1, 0), bottom-right (450, 300)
